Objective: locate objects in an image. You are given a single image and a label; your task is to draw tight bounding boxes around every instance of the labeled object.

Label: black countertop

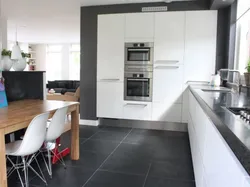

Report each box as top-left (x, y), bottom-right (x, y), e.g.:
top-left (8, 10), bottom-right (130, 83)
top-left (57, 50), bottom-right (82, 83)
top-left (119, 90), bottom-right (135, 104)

top-left (190, 86), bottom-right (250, 175)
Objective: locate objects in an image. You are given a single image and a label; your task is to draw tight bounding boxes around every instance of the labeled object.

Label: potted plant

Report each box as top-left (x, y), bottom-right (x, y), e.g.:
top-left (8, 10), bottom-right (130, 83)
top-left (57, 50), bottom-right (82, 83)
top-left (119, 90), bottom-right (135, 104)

top-left (1, 49), bottom-right (13, 71)
top-left (244, 59), bottom-right (250, 86)
top-left (12, 52), bottom-right (30, 71)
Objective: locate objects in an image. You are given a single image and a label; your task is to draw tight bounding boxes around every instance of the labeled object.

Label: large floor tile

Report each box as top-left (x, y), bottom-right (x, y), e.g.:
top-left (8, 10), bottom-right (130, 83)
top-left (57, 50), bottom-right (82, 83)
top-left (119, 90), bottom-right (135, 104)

top-left (90, 131), bottom-right (129, 142)
top-left (148, 159), bottom-right (195, 181)
top-left (84, 171), bottom-right (145, 187)
top-left (145, 177), bottom-right (196, 187)
top-left (63, 151), bottom-right (109, 170)
top-left (100, 148), bottom-right (150, 175)
top-left (81, 139), bottom-right (119, 154)
top-left (30, 165), bottom-right (95, 187)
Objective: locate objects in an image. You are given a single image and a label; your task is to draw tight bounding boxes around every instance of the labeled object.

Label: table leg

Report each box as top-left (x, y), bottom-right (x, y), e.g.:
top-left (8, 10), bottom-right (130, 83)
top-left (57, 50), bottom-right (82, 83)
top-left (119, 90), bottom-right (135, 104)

top-left (0, 129), bottom-right (7, 187)
top-left (71, 105), bottom-right (80, 160)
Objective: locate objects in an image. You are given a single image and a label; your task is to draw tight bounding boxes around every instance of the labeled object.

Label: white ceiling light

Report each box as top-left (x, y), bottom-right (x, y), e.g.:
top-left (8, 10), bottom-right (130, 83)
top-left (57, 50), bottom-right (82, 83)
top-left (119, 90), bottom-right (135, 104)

top-left (11, 25), bottom-right (22, 60)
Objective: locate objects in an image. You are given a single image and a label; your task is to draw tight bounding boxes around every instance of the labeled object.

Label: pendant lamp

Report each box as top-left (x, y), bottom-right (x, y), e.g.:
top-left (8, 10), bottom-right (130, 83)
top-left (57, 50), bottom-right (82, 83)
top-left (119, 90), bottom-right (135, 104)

top-left (11, 25), bottom-right (22, 60)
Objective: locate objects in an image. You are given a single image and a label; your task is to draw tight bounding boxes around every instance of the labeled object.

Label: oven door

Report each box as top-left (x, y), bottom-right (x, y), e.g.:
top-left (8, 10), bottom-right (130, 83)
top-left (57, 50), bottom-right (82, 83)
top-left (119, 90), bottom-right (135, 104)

top-left (125, 77), bottom-right (152, 102)
top-left (125, 48), bottom-right (153, 65)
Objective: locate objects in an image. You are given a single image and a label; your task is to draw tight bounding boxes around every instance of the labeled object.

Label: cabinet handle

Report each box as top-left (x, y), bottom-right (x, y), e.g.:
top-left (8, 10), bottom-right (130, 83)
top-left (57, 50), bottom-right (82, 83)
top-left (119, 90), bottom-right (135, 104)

top-left (100, 79), bottom-right (120, 81)
top-left (155, 66), bottom-right (179, 69)
top-left (155, 60), bottom-right (179, 64)
top-left (125, 103), bottom-right (147, 108)
top-left (186, 81), bottom-right (210, 84)
top-left (127, 49), bottom-right (150, 52)
top-left (127, 78), bottom-right (149, 81)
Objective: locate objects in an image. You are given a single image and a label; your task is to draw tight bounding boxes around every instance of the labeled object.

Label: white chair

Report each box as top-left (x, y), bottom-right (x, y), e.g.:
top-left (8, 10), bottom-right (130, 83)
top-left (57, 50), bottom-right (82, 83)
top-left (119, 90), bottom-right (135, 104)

top-left (6, 112), bottom-right (49, 187)
top-left (42, 106), bottom-right (68, 178)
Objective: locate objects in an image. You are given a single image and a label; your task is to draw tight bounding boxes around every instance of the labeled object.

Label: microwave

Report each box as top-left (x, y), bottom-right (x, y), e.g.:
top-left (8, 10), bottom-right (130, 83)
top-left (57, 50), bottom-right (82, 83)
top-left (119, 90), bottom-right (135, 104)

top-left (125, 42), bottom-right (154, 66)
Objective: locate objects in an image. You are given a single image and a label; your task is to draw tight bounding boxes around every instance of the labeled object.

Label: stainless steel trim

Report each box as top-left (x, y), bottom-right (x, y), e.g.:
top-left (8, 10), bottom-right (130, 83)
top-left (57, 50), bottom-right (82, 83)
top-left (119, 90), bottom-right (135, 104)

top-left (100, 79), bottom-right (120, 81)
top-left (125, 42), bottom-right (154, 48)
top-left (154, 66), bottom-right (179, 69)
top-left (127, 78), bottom-right (149, 81)
top-left (125, 72), bottom-right (153, 78)
top-left (124, 103), bottom-right (148, 107)
top-left (127, 49), bottom-right (150, 51)
top-left (154, 60), bottom-right (179, 64)
top-left (125, 65), bottom-right (153, 72)
top-left (186, 81), bottom-right (210, 84)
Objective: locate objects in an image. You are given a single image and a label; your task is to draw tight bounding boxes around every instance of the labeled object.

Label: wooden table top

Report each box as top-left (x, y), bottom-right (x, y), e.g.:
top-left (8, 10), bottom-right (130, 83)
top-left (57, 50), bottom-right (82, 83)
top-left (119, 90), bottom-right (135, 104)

top-left (0, 100), bottom-right (79, 130)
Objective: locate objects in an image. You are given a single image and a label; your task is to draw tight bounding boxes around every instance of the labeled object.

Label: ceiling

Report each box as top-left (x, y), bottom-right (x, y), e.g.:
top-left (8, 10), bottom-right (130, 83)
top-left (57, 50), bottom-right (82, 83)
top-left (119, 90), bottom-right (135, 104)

top-left (3, 0), bottom-right (193, 44)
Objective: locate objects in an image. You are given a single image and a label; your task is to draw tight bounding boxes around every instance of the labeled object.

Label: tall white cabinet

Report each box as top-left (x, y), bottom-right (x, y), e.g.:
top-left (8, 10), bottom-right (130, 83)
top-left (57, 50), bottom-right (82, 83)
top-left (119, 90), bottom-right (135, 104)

top-left (97, 11), bottom-right (217, 123)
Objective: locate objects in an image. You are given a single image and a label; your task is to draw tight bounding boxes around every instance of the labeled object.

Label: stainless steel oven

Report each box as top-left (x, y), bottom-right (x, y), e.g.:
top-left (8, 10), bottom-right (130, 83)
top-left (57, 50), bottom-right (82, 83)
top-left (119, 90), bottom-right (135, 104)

top-left (125, 42), bottom-right (154, 65)
top-left (124, 69), bottom-right (153, 102)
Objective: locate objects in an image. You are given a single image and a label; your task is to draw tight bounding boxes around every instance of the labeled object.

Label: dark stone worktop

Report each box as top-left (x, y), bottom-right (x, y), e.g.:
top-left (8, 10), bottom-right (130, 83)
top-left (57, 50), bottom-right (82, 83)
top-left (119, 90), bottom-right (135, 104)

top-left (190, 85), bottom-right (250, 175)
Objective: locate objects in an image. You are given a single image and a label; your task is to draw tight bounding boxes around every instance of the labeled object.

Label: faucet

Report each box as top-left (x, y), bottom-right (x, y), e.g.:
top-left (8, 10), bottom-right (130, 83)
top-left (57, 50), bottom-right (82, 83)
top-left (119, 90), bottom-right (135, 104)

top-left (219, 69), bottom-right (242, 93)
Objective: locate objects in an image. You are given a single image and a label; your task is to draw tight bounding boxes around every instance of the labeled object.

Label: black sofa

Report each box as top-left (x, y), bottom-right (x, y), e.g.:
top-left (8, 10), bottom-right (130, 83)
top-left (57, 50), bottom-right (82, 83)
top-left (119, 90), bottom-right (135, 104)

top-left (47, 80), bottom-right (80, 94)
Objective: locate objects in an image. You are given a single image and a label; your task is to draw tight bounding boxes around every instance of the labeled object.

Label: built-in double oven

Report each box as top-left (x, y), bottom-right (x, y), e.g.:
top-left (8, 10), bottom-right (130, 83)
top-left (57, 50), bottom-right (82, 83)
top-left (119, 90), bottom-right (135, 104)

top-left (124, 42), bottom-right (154, 102)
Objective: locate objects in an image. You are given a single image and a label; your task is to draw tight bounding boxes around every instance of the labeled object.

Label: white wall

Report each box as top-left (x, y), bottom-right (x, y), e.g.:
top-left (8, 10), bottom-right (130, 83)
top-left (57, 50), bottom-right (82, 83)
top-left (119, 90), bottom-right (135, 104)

top-left (34, 44), bottom-right (46, 71)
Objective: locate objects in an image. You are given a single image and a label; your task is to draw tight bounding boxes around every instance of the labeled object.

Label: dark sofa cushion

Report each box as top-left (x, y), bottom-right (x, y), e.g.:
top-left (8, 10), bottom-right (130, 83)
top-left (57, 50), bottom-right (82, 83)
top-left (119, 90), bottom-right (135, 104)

top-left (57, 81), bottom-right (67, 88)
top-left (73, 81), bottom-right (80, 89)
top-left (48, 81), bottom-right (57, 89)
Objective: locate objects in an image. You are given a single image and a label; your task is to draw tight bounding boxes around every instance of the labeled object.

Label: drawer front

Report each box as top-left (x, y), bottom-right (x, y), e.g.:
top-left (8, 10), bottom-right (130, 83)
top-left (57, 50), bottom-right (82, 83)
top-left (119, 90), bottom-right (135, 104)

top-left (123, 102), bottom-right (152, 120)
top-left (152, 103), bottom-right (182, 122)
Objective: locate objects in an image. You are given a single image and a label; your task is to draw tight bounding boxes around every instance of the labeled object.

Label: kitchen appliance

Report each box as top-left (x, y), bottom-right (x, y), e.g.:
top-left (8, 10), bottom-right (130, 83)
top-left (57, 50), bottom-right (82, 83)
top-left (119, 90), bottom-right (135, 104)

top-left (227, 107), bottom-right (250, 123)
top-left (124, 71), bottom-right (153, 102)
top-left (125, 42), bottom-right (154, 65)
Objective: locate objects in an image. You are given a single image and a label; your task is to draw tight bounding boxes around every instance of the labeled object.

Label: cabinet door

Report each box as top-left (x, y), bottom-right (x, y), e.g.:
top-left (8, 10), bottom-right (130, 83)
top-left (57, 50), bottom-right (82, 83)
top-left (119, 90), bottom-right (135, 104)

top-left (181, 88), bottom-right (189, 123)
top-left (152, 103), bottom-right (182, 122)
top-left (97, 81), bottom-right (123, 118)
top-left (153, 65), bottom-right (183, 104)
top-left (97, 14), bottom-right (125, 81)
top-left (123, 101), bottom-right (152, 120)
top-left (184, 11), bottom-right (217, 83)
top-left (125, 13), bottom-right (154, 39)
top-left (154, 12), bottom-right (185, 64)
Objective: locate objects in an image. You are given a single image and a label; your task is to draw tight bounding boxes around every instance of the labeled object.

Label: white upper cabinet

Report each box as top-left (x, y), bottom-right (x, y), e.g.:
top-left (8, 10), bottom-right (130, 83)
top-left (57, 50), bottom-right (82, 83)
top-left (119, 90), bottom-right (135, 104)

top-left (154, 12), bottom-right (185, 64)
top-left (97, 14), bottom-right (125, 82)
top-left (184, 11), bottom-right (217, 83)
top-left (125, 13), bottom-right (154, 39)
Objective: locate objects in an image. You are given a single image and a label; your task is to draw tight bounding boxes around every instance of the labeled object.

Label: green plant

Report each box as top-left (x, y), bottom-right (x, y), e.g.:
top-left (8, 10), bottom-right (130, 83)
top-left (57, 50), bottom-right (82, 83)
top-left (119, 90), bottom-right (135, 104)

top-left (21, 52), bottom-right (31, 58)
top-left (1, 49), bottom-right (11, 57)
top-left (246, 59), bottom-right (250, 73)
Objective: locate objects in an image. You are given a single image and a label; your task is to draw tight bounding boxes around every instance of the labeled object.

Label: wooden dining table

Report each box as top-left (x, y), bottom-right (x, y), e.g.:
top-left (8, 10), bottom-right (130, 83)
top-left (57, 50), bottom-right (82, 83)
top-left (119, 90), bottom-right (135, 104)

top-left (0, 100), bottom-right (80, 187)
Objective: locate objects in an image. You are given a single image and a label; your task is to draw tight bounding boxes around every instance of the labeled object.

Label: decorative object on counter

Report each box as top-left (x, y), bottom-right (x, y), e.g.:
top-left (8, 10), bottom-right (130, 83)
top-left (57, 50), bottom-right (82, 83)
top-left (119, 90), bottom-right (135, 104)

top-left (0, 76), bottom-right (8, 108)
top-left (244, 59), bottom-right (250, 86)
top-left (12, 52), bottom-right (30, 71)
top-left (49, 89), bottom-right (56, 94)
top-left (1, 49), bottom-right (12, 71)
top-left (210, 72), bottom-right (221, 87)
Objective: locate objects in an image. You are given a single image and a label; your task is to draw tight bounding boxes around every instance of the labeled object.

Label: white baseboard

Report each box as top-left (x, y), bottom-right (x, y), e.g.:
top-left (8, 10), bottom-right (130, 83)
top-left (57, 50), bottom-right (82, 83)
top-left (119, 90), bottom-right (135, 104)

top-left (80, 119), bottom-right (99, 126)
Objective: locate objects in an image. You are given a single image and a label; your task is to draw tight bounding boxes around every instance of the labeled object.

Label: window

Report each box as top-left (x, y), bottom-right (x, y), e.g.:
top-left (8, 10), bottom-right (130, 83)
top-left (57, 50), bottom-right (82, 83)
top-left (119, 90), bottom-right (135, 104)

top-left (235, 1), bottom-right (250, 74)
top-left (69, 44), bottom-right (80, 80)
top-left (46, 45), bottom-right (62, 81)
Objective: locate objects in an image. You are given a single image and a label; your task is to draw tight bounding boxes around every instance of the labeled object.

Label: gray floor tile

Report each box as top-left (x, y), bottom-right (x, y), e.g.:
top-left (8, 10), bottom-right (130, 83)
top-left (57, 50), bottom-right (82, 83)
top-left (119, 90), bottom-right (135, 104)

top-left (81, 139), bottom-right (119, 154)
top-left (84, 171), bottom-right (145, 187)
top-left (90, 131), bottom-right (129, 141)
top-left (145, 177), bottom-right (196, 187)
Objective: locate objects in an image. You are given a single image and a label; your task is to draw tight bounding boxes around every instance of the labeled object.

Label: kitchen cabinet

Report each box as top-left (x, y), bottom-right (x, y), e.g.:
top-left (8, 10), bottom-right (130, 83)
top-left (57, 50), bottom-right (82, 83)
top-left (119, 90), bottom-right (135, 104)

top-left (154, 12), bottom-right (185, 64)
top-left (97, 81), bottom-right (123, 118)
top-left (125, 13), bottom-right (154, 39)
top-left (123, 101), bottom-right (152, 120)
top-left (153, 64), bottom-right (183, 104)
top-left (184, 11), bottom-right (217, 83)
top-left (97, 14), bottom-right (125, 82)
top-left (188, 90), bottom-right (250, 187)
top-left (152, 103), bottom-right (182, 122)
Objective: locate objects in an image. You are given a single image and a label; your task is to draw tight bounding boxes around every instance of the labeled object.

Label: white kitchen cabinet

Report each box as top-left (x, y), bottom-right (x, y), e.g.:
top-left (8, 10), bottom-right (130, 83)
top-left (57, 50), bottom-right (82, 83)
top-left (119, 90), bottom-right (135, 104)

top-left (123, 101), bottom-right (152, 120)
top-left (181, 88), bottom-right (189, 123)
top-left (125, 13), bottom-right (154, 39)
top-left (152, 103), bottom-right (182, 122)
top-left (154, 12), bottom-right (185, 64)
top-left (97, 81), bottom-right (123, 118)
top-left (97, 14), bottom-right (125, 82)
top-left (153, 64), bottom-right (183, 104)
top-left (184, 11), bottom-right (217, 84)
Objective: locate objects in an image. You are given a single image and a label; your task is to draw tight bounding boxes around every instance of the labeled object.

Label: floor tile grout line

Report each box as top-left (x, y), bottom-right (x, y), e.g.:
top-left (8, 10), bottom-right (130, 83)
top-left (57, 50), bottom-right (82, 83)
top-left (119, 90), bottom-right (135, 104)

top-left (80, 130), bottom-right (102, 145)
top-left (81, 128), bottom-right (133, 187)
top-left (142, 163), bottom-right (151, 187)
top-left (98, 168), bottom-right (145, 177)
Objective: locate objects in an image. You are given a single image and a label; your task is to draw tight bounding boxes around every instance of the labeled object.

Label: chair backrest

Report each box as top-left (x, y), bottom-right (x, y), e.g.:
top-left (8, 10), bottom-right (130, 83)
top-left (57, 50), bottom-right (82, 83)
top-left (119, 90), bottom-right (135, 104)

top-left (46, 106), bottom-right (68, 142)
top-left (15, 112), bottom-right (49, 156)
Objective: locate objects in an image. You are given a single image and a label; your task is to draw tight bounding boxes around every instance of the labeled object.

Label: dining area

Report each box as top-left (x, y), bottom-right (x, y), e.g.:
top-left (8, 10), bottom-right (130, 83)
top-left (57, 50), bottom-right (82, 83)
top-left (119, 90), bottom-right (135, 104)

top-left (0, 99), bottom-right (80, 187)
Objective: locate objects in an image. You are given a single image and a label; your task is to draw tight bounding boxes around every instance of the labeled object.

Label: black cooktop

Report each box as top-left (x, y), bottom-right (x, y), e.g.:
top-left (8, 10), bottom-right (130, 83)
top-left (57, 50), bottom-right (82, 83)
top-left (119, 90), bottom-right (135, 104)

top-left (227, 107), bottom-right (250, 115)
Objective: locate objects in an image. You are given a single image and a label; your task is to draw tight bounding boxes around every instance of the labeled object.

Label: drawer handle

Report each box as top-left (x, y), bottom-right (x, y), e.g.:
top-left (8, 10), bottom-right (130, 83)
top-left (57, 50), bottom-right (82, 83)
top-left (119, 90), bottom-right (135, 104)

top-left (125, 103), bottom-right (147, 108)
top-left (100, 79), bottom-right (120, 81)
top-left (155, 60), bottom-right (179, 64)
top-left (155, 66), bottom-right (179, 69)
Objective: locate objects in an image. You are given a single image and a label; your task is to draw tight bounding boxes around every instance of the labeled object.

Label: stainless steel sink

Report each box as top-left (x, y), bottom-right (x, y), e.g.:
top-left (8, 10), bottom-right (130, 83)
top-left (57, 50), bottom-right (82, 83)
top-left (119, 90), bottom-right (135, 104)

top-left (202, 87), bottom-right (231, 93)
